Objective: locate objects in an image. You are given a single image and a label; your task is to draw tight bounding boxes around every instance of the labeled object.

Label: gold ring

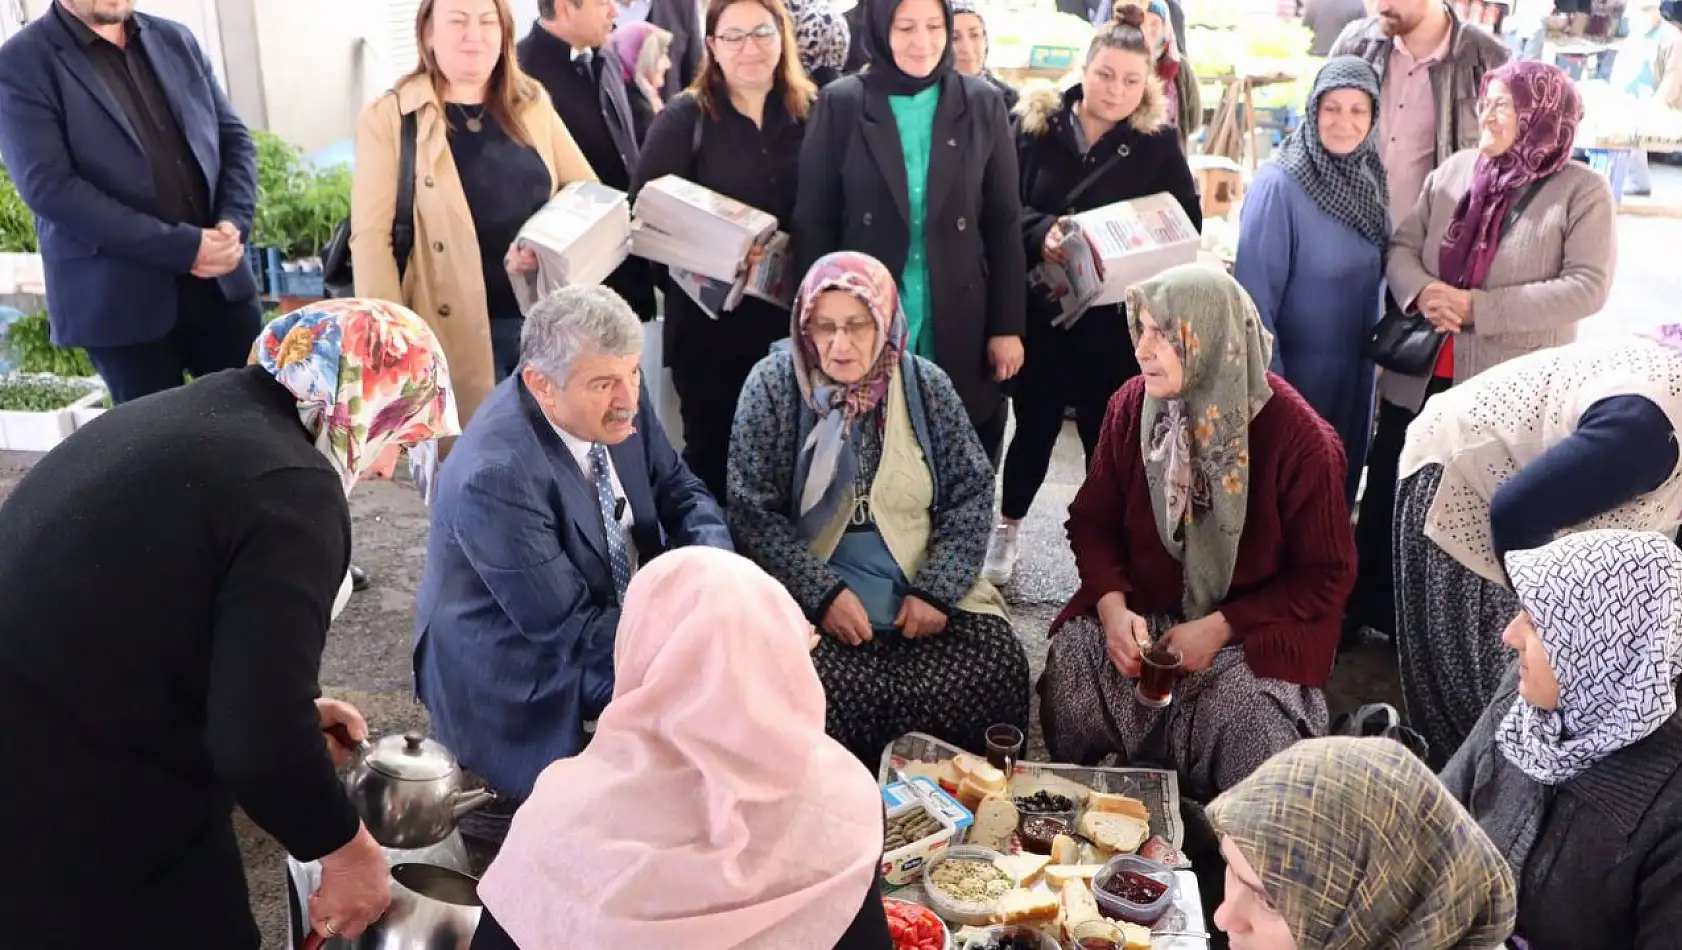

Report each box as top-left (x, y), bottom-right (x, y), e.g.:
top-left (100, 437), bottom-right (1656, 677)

top-left (321, 921), bottom-right (339, 937)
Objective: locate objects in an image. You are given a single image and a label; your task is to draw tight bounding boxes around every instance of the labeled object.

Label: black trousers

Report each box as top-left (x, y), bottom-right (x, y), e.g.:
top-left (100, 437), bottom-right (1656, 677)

top-left (670, 349), bottom-right (765, 503)
top-left (1350, 376), bottom-right (1453, 636)
top-left (83, 277), bottom-right (263, 405)
top-left (490, 317), bottom-right (523, 383)
top-left (999, 309), bottom-right (1138, 521)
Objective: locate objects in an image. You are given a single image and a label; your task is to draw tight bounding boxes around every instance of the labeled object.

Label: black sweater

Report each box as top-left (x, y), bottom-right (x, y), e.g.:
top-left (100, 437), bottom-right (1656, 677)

top-left (0, 366), bottom-right (359, 947)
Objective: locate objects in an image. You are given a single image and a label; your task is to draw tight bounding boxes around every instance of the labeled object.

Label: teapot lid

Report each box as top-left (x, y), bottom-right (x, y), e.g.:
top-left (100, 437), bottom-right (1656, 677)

top-left (364, 731), bottom-right (457, 781)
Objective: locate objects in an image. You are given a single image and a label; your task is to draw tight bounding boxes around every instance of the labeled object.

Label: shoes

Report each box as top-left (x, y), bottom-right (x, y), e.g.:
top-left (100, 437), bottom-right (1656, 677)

top-left (982, 522), bottom-right (1021, 587)
top-left (350, 564), bottom-right (371, 592)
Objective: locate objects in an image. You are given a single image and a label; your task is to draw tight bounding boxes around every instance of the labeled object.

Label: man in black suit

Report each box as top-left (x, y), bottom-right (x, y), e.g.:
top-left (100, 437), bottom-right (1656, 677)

top-left (519, 0), bottom-right (656, 320)
top-left (0, 0), bottom-right (261, 404)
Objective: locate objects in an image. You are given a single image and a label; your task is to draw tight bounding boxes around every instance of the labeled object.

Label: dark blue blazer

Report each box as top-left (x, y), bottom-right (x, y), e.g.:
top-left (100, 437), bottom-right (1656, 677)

top-left (413, 375), bottom-right (732, 799)
top-left (0, 10), bottom-right (259, 349)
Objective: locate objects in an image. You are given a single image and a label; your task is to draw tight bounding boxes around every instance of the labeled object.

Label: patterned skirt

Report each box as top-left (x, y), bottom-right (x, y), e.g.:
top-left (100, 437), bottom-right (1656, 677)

top-left (812, 611), bottom-right (1030, 766)
top-left (1395, 464), bottom-right (1521, 764)
top-left (1037, 615), bottom-right (1327, 803)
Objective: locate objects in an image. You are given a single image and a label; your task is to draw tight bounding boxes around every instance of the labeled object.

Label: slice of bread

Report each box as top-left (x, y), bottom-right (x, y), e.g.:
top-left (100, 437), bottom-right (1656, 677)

top-left (1120, 922), bottom-right (1153, 950)
top-left (1060, 878), bottom-right (1104, 934)
top-left (1043, 864), bottom-right (1104, 889)
top-left (1050, 833), bottom-right (1081, 866)
top-left (971, 797), bottom-right (1020, 851)
top-left (1079, 811), bottom-right (1150, 854)
top-left (1088, 792), bottom-right (1151, 821)
top-left (951, 752), bottom-right (988, 780)
top-left (994, 852), bottom-right (1052, 886)
top-left (956, 777), bottom-right (997, 812)
top-left (993, 888), bottom-right (1060, 926)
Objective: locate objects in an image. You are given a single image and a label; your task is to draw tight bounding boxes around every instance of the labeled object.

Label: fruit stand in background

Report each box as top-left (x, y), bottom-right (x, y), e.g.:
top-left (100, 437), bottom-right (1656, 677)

top-left (982, 1), bottom-right (1096, 86)
top-left (1186, 10), bottom-right (1313, 168)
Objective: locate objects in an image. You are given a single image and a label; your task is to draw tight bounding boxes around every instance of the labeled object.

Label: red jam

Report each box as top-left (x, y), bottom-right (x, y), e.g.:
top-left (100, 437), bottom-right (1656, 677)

top-left (1100, 869), bottom-right (1168, 905)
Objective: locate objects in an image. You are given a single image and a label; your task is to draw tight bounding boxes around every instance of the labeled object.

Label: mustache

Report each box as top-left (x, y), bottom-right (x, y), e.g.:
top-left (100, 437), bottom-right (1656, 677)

top-left (604, 408), bottom-right (636, 423)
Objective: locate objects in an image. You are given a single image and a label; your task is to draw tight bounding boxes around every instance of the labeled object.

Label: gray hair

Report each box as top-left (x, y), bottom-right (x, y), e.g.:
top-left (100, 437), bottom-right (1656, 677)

top-left (520, 285), bottom-right (643, 384)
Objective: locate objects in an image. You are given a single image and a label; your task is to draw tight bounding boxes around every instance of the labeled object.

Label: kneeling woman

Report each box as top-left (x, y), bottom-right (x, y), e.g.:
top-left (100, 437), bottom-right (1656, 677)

top-left (1039, 266), bottom-right (1356, 801)
top-left (729, 251), bottom-right (1030, 765)
top-left (1442, 530), bottom-right (1682, 948)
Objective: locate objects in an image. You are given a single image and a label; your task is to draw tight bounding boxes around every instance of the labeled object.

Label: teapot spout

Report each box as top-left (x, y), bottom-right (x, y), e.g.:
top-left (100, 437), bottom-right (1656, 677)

top-left (450, 787), bottom-right (498, 820)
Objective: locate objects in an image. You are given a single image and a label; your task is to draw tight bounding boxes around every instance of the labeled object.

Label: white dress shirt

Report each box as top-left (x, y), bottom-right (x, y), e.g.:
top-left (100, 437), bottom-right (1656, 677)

top-left (552, 422), bottom-right (640, 571)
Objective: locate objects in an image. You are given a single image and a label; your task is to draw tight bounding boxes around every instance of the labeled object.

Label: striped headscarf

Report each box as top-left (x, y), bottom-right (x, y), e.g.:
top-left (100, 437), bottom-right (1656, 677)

top-left (1208, 737), bottom-right (1517, 949)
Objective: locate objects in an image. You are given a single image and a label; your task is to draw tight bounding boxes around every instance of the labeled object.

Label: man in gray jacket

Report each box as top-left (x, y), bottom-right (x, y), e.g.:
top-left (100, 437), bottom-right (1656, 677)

top-left (1331, 0), bottom-right (1509, 223)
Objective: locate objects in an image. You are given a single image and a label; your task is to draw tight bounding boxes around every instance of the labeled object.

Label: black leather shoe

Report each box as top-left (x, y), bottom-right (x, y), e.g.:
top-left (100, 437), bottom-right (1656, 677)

top-left (349, 564), bottom-right (371, 591)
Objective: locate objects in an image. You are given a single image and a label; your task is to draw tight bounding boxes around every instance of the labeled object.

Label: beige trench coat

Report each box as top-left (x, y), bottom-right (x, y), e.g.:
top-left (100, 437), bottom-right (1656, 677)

top-left (351, 73), bottom-right (596, 427)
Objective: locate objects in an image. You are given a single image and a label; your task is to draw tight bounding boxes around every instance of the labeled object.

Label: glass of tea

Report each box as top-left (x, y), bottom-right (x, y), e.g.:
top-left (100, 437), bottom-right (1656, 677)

top-left (984, 723), bottom-right (1025, 775)
top-left (1070, 920), bottom-right (1124, 949)
top-left (1135, 645), bottom-right (1183, 708)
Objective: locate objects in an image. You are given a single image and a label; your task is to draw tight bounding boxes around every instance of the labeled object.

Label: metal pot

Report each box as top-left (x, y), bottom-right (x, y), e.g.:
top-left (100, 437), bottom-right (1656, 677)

top-left (338, 729), bottom-right (496, 849)
top-left (301, 864), bottom-right (483, 950)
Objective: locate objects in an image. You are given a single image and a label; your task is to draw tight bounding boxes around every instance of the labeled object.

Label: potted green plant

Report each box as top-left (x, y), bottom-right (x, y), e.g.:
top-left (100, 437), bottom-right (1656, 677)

top-left (0, 163), bottom-right (43, 296)
top-left (0, 374), bottom-right (105, 451)
top-left (251, 131), bottom-right (351, 297)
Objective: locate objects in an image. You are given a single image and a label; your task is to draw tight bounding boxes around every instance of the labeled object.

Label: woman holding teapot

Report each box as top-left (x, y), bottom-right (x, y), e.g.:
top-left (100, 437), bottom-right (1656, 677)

top-left (0, 301), bottom-right (459, 948)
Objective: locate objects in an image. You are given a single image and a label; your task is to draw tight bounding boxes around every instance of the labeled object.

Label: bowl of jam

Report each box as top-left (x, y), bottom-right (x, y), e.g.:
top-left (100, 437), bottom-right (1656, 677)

top-left (1016, 815), bottom-right (1071, 855)
top-left (1090, 854), bottom-right (1177, 925)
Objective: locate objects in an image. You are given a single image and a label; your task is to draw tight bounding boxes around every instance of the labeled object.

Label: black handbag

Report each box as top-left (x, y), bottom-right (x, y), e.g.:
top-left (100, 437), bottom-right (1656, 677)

top-left (320, 106), bottom-right (418, 299)
top-left (1362, 178), bottom-right (1546, 375)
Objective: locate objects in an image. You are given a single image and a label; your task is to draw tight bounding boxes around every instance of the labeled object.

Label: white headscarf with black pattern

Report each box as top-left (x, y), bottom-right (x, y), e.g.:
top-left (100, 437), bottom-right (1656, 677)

top-left (1271, 56), bottom-right (1390, 249)
top-left (787, 0), bottom-right (850, 75)
top-left (1497, 529), bottom-right (1682, 785)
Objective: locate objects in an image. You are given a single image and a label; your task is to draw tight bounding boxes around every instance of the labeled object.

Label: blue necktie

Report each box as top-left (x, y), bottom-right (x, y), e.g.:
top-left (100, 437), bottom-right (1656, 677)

top-left (589, 442), bottom-right (632, 603)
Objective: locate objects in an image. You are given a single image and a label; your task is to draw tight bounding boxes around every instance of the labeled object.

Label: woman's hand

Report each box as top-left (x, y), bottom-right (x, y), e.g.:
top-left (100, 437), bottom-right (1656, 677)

top-left (895, 594), bottom-right (948, 639)
top-left (1042, 218), bottom-right (1073, 264)
top-left (1417, 282), bottom-right (1472, 333)
top-left (504, 242), bottom-right (538, 277)
top-left (1097, 593), bottom-right (1147, 678)
top-left (989, 335), bottom-right (1025, 381)
top-left (310, 825), bottom-right (391, 943)
top-left (822, 588), bottom-right (875, 646)
top-left (317, 698), bottom-right (368, 768)
top-left (1160, 612), bottom-right (1232, 674)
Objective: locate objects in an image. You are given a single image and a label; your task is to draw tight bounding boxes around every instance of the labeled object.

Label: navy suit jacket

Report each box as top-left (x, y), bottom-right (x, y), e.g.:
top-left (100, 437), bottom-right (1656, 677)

top-left (413, 375), bottom-right (731, 799)
top-left (0, 9), bottom-right (259, 349)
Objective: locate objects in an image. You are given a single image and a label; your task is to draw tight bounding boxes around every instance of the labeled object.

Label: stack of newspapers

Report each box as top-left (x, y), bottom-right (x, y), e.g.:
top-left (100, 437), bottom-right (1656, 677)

top-left (631, 175), bottom-right (790, 318)
top-left (1028, 192), bottom-right (1201, 328)
top-left (511, 181), bottom-right (632, 313)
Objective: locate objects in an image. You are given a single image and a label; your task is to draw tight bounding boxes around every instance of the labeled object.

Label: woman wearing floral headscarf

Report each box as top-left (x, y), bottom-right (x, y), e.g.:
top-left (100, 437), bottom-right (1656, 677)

top-left (1039, 265), bottom-right (1355, 801)
top-left (1209, 736), bottom-right (1516, 950)
top-left (1235, 56), bottom-right (1387, 511)
top-left (1350, 60), bottom-right (1615, 646)
top-left (1442, 530), bottom-right (1682, 949)
top-left (728, 251), bottom-right (1028, 764)
top-left (0, 299), bottom-right (458, 948)
top-left (1394, 328), bottom-right (1682, 763)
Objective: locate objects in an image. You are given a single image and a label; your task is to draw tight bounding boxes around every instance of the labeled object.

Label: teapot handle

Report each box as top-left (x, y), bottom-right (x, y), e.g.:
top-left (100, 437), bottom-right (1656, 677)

top-left (323, 723), bottom-right (372, 761)
top-left (301, 932), bottom-right (326, 950)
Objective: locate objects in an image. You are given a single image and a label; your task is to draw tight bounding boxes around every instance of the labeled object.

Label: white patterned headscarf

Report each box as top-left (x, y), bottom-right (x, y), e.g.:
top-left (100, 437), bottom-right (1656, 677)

top-left (1497, 529), bottom-right (1682, 785)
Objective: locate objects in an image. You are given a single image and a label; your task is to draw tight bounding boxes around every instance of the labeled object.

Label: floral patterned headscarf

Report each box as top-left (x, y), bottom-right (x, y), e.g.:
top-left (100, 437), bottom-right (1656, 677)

top-left (789, 252), bottom-right (906, 540)
top-left (1126, 266), bottom-right (1273, 620)
top-left (1438, 62), bottom-right (1582, 291)
top-left (251, 299), bottom-right (460, 494)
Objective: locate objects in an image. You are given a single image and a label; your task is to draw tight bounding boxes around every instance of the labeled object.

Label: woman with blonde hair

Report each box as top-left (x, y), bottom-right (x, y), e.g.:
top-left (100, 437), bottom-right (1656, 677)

top-left (351, 0), bottom-right (596, 429)
top-left (608, 21), bottom-right (675, 138)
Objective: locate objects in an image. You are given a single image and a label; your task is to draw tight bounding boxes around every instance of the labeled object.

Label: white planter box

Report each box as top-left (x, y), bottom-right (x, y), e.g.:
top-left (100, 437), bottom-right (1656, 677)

top-left (0, 252), bottom-right (45, 296)
top-left (0, 379), bottom-right (106, 452)
top-left (70, 404), bottom-right (107, 429)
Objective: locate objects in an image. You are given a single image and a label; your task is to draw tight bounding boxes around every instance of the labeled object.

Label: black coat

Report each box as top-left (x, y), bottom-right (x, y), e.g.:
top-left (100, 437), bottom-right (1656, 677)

top-left (793, 71), bottom-right (1027, 425)
top-left (649, 0), bottom-right (703, 100)
top-left (1015, 81), bottom-right (1201, 365)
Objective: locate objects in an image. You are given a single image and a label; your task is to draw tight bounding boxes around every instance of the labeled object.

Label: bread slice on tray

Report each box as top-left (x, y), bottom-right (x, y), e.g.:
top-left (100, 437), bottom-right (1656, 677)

top-left (1079, 811), bottom-right (1150, 854)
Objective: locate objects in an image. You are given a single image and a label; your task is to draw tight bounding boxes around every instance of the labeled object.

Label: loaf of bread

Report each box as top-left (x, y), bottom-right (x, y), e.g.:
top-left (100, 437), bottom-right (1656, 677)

top-left (1079, 811), bottom-right (1150, 854)
top-left (970, 797), bottom-right (1020, 851)
top-left (993, 888), bottom-right (1060, 926)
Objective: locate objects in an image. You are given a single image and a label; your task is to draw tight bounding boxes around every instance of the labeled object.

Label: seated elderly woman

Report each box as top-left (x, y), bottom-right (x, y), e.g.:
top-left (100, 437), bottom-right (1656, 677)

top-left (1441, 530), bottom-right (1682, 949)
top-left (729, 251), bottom-right (1029, 765)
top-left (1208, 736), bottom-right (1516, 949)
top-left (1395, 327), bottom-right (1682, 762)
top-left (1039, 265), bottom-right (1355, 801)
top-left (475, 548), bottom-right (892, 950)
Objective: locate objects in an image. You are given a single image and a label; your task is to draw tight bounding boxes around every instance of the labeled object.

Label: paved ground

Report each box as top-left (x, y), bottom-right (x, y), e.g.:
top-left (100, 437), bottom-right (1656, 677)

top-left (2, 171), bottom-right (1676, 946)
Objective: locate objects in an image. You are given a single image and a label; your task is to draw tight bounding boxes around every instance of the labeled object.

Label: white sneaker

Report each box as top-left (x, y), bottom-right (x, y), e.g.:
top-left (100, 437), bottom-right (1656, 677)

top-left (983, 522), bottom-right (1021, 586)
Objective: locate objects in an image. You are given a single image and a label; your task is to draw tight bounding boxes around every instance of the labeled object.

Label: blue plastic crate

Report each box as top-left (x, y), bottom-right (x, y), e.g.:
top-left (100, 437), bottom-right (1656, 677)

top-left (1583, 148), bottom-right (1632, 203)
top-left (273, 268), bottom-right (325, 298)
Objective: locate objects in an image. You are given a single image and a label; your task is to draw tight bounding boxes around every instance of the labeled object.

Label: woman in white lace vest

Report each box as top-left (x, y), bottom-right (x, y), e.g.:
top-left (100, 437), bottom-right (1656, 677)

top-left (1394, 327), bottom-right (1682, 763)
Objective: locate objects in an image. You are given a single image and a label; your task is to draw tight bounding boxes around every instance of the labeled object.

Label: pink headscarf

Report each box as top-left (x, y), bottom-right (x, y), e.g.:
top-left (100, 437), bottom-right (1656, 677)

top-left (608, 21), bottom-right (660, 84)
top-left (1438, 61), bottom-right (1582, 291)
top-left (478, 548), bottom-right (885, 950)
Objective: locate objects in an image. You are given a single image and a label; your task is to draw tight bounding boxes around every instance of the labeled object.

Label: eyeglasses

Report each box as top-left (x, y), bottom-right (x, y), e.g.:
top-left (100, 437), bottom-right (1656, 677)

top-left (1475, 97), bottom-right (1516, 120)
top-left (808, 320), bottom-right (876, 345)
top-left (713, 23), bottom-right (779, 50)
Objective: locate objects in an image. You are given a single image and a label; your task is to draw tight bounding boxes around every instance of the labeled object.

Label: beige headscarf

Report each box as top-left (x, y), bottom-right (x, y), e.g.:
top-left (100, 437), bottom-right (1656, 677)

top-left (478, 548), bottom-right (884, 950)
top-left (1208, 737), bottom-right (1517, 949)
top-left (1125, 266), bottom-right (1273, 620)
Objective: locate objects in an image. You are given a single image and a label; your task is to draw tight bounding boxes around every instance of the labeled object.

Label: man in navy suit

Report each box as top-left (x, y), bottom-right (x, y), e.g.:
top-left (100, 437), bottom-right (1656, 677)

top-left (0, 0), bottom-right (261, 404)
top-left (415, 284), bottom-right (731, 854)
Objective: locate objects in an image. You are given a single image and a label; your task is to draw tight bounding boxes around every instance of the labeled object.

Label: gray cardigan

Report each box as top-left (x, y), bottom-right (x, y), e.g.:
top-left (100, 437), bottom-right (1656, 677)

top-left (1381, 150), bottom-right (1616, 411)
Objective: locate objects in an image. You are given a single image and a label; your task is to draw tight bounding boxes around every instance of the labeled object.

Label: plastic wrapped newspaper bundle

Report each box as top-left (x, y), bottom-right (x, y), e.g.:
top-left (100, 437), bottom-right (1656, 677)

top-left (630, 174), bottom-right (783, 317)
top-left (510, 181), bottom-right (633, 313)
top-left (1027, 192), bottom-right (1200, 328)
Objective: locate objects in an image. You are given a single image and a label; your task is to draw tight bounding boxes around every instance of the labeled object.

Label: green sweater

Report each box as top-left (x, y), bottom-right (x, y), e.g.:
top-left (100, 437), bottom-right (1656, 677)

top-left (887, 85), bottom-right (940, 359)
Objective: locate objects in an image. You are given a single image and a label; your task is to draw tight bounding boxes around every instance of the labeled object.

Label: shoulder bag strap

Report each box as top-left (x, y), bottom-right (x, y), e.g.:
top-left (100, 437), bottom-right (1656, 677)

top-left (1499, 177), bottom-right (1547, 242)
top-left (1062, 140), bottom-right (1129, 210)
top-left (393, 110), bottom-right (419, 279)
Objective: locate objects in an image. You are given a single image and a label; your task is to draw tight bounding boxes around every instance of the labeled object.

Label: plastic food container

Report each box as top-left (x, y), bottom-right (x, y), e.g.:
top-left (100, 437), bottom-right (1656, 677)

top-left (959, 924), bottom-right (1062, 950)
top-left (921, 845), bottom-right (1019, 926)
top-left (881, 798), bottom-right (961, 886)
top-left (882, 898), bottom-right (954, 950)
top-left (1091, 854), bottom-right (1178, 925)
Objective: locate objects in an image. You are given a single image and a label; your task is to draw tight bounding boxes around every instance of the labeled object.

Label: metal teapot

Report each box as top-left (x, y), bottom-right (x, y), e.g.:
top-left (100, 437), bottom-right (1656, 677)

top-left (301, 863), bottom-right (483, 950)
top-left (337, 729), bottom-right (496, 850)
